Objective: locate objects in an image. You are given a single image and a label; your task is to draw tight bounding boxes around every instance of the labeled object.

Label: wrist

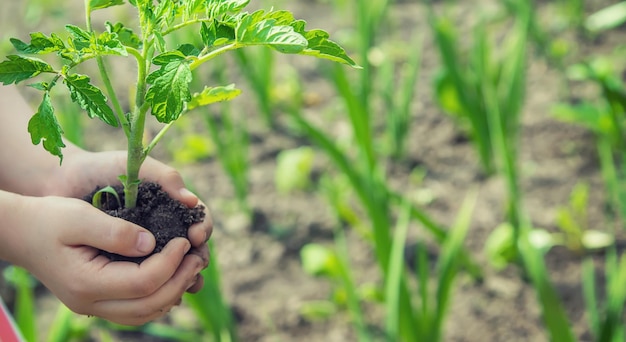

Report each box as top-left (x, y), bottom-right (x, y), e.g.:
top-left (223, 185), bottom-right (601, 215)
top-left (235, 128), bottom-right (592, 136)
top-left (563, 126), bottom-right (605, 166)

top-left (0, 190), bottom-right (32, 266)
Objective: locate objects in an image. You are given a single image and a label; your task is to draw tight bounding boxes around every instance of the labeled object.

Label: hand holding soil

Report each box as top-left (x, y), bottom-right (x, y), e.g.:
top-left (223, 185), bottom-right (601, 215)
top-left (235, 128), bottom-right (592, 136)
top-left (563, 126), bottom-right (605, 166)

top-left (6, 194), bottom-right (205, 326)
top-left (0, 86), bottom-right (212, 325)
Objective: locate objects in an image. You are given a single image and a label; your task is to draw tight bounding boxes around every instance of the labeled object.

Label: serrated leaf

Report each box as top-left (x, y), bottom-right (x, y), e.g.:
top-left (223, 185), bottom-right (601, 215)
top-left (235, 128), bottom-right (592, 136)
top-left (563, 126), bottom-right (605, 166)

top-left (65, 24), bottom-right (91, 41)
top-left (95, 31), bottom-right (127, 56)
top-left (184, 0), bottom-right (207, 20)
top-left (105, 22), bottom-right (141, 49)
top-left (152, 50), bottom-right (186, 66)
top-left (236, 11), bottom-right (307, 53)
top-left (206, 0), bottom-right (249, 18)
top-left (300, 29), bottom-right (358, 67)
top-left (64, 74), bottom-right (118, 126)
top-left (187, 84), bottom-right (241, 110)
top-left (201, 20), bottom-right (235, 47)
top-left (177, 44), bottom-right (200, 57)
top-left (146, 59), bottom-right (192, 123)
top-left (90, 0), bottom-right (124, 11)
top-left (10, 32), bottom-right (66, 54)
top-left (66, 25), bottom-right (91, 52)
top-left (0, 55), bottom-right (54, 85)
top-left (27, 82), bottom-right (49, 91)
top-left (28, 92), bottom-right (65, 162)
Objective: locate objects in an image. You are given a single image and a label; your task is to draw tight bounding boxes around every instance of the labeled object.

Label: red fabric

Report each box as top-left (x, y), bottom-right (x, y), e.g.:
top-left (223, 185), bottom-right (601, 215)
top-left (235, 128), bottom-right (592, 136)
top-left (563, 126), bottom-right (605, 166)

top-left (0, 298), bottom-right (23, 342)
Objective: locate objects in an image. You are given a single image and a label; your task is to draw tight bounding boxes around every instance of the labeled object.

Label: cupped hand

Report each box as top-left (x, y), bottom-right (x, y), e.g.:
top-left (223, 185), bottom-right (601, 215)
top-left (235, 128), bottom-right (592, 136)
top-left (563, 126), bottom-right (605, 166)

top-left (14, 195), bottom-right (205, 325)
top-left (49, 149), bottom-right (213, 290)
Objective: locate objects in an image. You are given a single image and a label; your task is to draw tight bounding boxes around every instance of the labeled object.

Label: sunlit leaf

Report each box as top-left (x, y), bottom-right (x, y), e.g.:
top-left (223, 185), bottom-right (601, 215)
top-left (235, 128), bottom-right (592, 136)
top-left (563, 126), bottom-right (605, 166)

top-left (95, 31), bottom-right (127, 56)
top-left (90, 0), bottom-right (124, 11)
top-left (28, 92), bottom-right (65, 162)
top-left (10, 32), bottom-right (66, 54)
top-left (64, 73), bottom-right (118, 126)
top-left (300, 29), bottom-right (358, 67)
top-left (236, 10), bottom-right (307, 53)
top-left (146, 57), bottom-right (192, 123)
top-left (206, 0), bottom-right (249, 18)
top-left (0, 55), bottom-right (54, 85)
top-left (106, 21), bottom-right (141, 49)
top-left (187, 84), bottom-right (241, 110)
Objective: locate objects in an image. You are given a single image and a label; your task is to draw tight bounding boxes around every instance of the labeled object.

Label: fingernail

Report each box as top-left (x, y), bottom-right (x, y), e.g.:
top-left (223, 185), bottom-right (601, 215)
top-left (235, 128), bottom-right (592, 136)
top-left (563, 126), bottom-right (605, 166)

top-left (137, 232), bottom-right (154, 254)
top-left (180, 188), bottom-right (196, 199)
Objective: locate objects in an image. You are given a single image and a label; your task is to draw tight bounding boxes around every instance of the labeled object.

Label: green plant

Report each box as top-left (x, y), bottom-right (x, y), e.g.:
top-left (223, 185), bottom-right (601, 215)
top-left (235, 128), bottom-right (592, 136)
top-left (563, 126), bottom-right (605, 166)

top-left (0, 0), bottom-right (358, 209)
top-left (582, 249), bottom-right (626, 342)
top-left (3, 266), bottom-right (37, 342)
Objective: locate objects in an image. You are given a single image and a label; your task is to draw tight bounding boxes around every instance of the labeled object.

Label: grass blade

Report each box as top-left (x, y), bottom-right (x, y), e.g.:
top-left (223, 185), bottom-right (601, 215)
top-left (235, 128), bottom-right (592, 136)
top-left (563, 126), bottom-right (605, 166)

top-left (433, 190), bottom-right (477, 340)
top-left (518, 234), bottom-right (576, 342)
top-left (582, 257), bottom-right (600, 340)
top-left (384, 201), bottom-right (412, 338)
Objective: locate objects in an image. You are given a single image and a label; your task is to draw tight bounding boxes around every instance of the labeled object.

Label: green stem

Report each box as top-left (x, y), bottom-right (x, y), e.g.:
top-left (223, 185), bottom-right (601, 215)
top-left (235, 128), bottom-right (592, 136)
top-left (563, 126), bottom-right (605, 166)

top-left (123, 39), bottom-right (153, 208)
top-left (189, 43), bottom-right (238, 71)
top-left (145, 120), bottom-right (176, 156)
top-left (124, 101), bottom-right (150, 208)
top-left (84, 0), bottom-right (130, 137)
top-left (162, 18), bottom-right (212, 36)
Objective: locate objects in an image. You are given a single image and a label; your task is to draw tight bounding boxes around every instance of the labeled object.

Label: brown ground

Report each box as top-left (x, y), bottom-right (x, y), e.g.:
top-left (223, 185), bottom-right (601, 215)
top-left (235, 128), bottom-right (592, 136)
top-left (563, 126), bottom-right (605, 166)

top-left (0, 0), bottom-right (624, 341)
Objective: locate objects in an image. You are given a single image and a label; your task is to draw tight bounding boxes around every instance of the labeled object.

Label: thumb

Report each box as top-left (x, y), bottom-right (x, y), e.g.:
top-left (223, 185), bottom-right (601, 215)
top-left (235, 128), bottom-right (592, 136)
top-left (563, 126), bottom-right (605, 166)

top-left (140, 157), bottom-right (199, 208)
top-left (60, 208), bottom-right (156, 257)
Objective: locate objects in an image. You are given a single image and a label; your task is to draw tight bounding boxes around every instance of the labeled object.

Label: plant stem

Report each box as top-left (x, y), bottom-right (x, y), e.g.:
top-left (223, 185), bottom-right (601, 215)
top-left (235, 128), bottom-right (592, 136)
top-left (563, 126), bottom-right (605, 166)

top-left (84, 0), bottom-right (130, 137)
top-left (123, 38), bottom-right (153, 208)
top-left (190, 43), bottom-right (237, 71)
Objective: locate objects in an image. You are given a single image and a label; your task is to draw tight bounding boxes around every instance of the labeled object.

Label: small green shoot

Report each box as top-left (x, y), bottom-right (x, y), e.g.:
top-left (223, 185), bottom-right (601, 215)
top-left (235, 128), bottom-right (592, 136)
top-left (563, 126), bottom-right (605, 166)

top-left (91, 185), bottom-right (122, 209)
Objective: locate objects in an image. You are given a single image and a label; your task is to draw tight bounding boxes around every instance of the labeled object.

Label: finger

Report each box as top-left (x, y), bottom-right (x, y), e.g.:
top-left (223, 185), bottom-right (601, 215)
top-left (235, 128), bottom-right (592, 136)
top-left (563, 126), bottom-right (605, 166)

top-left (86, 238), bottom-right (191, 301)
top-left (140, 158), bottom-right (198, 208)
top-left (188, 200), bottom-right (212, 246)
top-left (59, 205), bottom-right (155, 257)
top-left (188, 244), bottom-right (210, 269)
top-left (185, 274), bottom-right (204, 294)
top-left (92, 253), bottom-right (204, 325)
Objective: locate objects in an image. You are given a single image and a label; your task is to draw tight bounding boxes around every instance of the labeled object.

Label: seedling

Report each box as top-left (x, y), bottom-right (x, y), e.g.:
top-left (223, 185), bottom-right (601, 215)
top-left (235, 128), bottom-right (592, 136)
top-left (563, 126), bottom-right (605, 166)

top-left (0, 0), bottom-right (357, 209)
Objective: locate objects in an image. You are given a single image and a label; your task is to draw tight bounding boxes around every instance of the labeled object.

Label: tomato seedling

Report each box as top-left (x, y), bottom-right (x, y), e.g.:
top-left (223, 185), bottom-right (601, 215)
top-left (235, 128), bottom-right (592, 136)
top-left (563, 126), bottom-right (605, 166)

top-left (0, 0), bottom-right (357, 208)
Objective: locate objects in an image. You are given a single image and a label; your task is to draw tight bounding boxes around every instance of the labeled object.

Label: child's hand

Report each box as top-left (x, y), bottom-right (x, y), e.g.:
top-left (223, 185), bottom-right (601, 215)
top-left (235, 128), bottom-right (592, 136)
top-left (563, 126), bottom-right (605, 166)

top-left (8, 195), bottom-right (205, 326)
top-left (50, 150), bottom-right (213, 292)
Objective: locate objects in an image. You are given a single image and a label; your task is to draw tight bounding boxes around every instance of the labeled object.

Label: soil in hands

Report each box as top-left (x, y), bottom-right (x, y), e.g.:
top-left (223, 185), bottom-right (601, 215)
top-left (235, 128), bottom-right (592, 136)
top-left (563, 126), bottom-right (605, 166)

top-left (83, 181), bottom-right (205, 263)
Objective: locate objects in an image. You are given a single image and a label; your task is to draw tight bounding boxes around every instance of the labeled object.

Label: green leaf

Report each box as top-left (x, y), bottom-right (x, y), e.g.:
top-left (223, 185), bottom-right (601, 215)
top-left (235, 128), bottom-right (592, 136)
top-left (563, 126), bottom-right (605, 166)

top-left (187, 84), bottom-right (241, 110)
top-left (90, 0), bottom-right (124, 11)
top-left (300, 29), bottom-right (358, 67)
top-left (151, 50), bottom-right (186, 66)
top-left (201, 20), bottom-right (236, 47)
top-left (66, 24), bottom-right (91, 52)
top-left (64, 74), bottom-right (118, 126)
top-left (105, 22), bottom-right (141, 49)
top-left (94, 31), bottom-right (127, 56)
top-left (0, 55), bottom-right (54, 85)
top-left (183, 0), bottom-right (207, 20)
top-left (28, 92), bottom-right (65, 162)
top-left (236, 10), bottom-right (307, 53)
top-left (146, 58), bottom-right (192, 123)
top-left (206, 0), bottom-right (249, 18)
top-left (92, 185), bottom-right (122, 209)
top-left (10, 32), bottom-right (66, 54)
top-left (65, 24), bottom-right (91, 41)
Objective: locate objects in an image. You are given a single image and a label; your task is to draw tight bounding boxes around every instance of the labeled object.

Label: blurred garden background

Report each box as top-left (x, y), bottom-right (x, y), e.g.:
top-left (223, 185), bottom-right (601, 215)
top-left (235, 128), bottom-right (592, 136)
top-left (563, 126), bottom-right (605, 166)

top-left (2, 0), bottom-right (626, 341)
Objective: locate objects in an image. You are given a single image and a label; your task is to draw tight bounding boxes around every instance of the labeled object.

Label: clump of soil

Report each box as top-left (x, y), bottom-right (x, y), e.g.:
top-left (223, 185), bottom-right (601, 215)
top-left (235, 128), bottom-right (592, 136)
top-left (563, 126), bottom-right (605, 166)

top-left (83, 181), bottom-right (205, 263)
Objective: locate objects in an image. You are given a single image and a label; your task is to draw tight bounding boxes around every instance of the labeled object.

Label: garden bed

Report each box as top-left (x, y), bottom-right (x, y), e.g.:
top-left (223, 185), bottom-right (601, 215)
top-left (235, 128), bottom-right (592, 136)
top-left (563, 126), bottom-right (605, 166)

top-left (1, 0), bottom-right (625, 341)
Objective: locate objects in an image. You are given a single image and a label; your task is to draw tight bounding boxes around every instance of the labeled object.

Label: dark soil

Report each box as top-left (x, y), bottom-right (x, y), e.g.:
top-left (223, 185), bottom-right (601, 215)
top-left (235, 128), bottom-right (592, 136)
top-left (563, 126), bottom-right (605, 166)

top-left (83, 182), bottom-right (205, 263)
